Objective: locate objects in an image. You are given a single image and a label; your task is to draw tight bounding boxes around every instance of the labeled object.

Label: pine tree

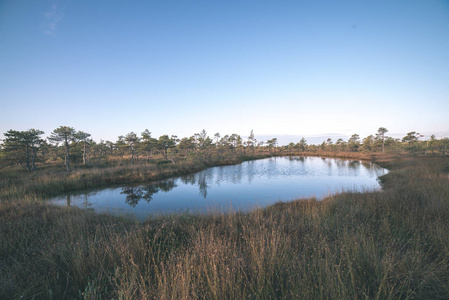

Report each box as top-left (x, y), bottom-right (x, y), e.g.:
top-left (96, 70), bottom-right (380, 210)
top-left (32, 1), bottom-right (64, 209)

top-left (48, 126), bottom-right (77, 171)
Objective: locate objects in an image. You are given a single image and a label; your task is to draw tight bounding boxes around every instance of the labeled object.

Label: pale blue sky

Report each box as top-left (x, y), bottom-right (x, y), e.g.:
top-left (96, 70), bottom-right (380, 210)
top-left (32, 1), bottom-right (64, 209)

top-left (1, 0), bottom-right (448, 144)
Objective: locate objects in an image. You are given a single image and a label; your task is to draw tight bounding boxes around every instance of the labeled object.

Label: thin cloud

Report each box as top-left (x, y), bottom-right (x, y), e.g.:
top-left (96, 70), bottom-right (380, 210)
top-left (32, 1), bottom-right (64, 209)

top-left (44, 3), bottom-right (64, 36)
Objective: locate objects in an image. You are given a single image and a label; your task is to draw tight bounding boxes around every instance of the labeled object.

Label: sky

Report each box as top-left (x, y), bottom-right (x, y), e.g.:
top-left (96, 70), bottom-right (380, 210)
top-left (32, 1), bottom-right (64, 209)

top-left (1, 0), bottom-right (449, 145)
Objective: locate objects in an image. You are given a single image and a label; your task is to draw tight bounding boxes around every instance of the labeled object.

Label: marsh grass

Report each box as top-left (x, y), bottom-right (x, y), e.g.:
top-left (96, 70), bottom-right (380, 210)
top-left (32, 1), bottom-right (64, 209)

top-left (0, 153), bottom-right (272, 201)
top-left (1, 155), bottom-right (449, 299)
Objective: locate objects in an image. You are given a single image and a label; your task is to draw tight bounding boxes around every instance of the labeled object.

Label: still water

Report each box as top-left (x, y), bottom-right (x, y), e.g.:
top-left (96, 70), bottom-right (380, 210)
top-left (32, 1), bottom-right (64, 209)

top-left (51, 157), bottom-right (388, 220)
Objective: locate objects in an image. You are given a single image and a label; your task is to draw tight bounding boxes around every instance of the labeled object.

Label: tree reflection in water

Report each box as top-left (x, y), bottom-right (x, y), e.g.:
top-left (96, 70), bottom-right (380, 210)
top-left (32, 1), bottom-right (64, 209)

top-left (53, 157), bottom-right (387, 215)
top-left (157, 179), bottom-right (177, 192)
top-left (180, 174), bottom-right (196, 185)
top-left (197, 173), bottom-right (208, 199)
top-left (67, 192), bottom-right (94, 208)
top-left (82, 194), bottom-right (93, 208)
top-left (121, 187), bottom-right (144, 207)
top-left (181, 173), bottom-right (209, 198)
top-left (120, 179), bottom-right (177, 207)
top-left (348, 160), bottom-right (361, 169)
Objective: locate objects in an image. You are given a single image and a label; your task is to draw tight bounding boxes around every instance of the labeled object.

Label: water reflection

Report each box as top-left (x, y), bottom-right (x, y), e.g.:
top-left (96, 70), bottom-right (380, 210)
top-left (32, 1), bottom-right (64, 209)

top-left (180, 173), bottom-right (196, 185)
top-left (82, 194), bottom-right (93, 208)
top-left (198, 173), bottom-right (208, 198)
top-left (50, 157), bottom-right (388, 218)
top-left (121, 187), bottom-right (143, 207)
top-left (120, 179), bottom-right (177, 207)
top-left (67, 192), bottom-right (96, 208)
top-left (112, 157), bottom-right (386, 208)
top-left (348, 160), bottom-right (360, 170)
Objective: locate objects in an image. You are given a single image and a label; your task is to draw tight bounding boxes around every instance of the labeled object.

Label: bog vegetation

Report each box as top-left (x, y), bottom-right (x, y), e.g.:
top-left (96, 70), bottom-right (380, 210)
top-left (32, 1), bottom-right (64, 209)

top-left (1, 126), bottom-right (448, 299)
top-left (1, 126), bottom-right (448, 173)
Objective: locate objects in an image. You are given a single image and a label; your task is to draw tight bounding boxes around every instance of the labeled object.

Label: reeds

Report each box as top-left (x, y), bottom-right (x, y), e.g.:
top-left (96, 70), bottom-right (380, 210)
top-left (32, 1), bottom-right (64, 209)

top-left (1, 156), bottom-right (449, 299)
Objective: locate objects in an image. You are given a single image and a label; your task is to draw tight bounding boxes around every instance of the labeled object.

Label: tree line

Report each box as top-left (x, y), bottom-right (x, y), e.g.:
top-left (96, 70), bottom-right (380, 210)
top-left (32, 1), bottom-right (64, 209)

top-left (1, 126), bottom-right (448, 172)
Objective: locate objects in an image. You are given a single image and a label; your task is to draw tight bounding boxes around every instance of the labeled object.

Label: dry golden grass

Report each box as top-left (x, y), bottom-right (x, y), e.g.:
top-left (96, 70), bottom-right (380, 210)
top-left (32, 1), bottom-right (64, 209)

top-left (1, 155), bottom-right (449, 299)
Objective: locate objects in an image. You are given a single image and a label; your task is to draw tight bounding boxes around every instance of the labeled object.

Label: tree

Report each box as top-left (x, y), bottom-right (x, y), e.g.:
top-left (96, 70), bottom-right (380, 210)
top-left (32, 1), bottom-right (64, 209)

top-left (326, 138), bottom-right (333, 151)
top-left (157, 135), bottom-right (176, 160)
top-left (141, 129), bottom-right (157, 162)
top-left (429, 134), bottom-right (438, 153)
top-left (362, 135), bottom-right (375, 152)
top-left (26, 129), bottom-right (45, 171)
top-left (348, 134), bottom-right (361, 152)
top-left (125, 132), bottom-right (140, 164)
top-left (75, 131), bottom-right (91, 165)
top-left (169, 135), bottom-right (181, 161)
top-left (178, 137), bottom-right (196, 156)
top-left (196, 129), bottom-right (208, 149)
top-left (217, 135), bottom-right (232, 158)
top-left (247, 130), bottom-right (256, 154)
top-left (48, 126), bottom-right (77, 171)
top-left (227, 134), bottom-right (238, 151)
top-left (193, 130), bottom-right (214, 159)
top-left (115, 136), bottom-right (127, 157)
top-left (402, 131), bottom-right (422, 144)
top-left (298, 137), bottom-right (307, 151)
top-left (439, 137), bottom-right (449, 156)
top-left (287, 142), bottom-right (295, 150)
top-left (236, 135), bottom-right (243, 154)
top-left (39, 140), bottom-right (51, 161)
top-left (95, 140), bottom-right (108, 157)
top-left (214, 133), bottom-right (220, 146)
top-left (267, 138), bottom-right (278, 154)
top-left (2, 129), bottom-right (44, 171)
top-left (402, 131), bottom-right (424, 154)
top-left (105, 140), bottom-right (114, 155)
top-left (376, 127), bottom-right (389, 152)
top-left (335, 138), bottom-right (345, 151)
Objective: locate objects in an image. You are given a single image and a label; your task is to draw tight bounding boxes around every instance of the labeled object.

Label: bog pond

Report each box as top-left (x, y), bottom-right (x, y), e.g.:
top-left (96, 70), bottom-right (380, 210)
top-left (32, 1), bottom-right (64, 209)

top-left (51, 156), bottom-right (388, 220)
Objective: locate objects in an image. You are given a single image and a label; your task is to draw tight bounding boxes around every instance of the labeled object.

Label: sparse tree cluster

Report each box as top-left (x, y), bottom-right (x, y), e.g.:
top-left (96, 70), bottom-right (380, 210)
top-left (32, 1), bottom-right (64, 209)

top-left (1, 129), bottom-right (44, 172)
top-left (276, 127), bottom-right (449, 156)
top-left (1, 126), bottom-right (448, 172)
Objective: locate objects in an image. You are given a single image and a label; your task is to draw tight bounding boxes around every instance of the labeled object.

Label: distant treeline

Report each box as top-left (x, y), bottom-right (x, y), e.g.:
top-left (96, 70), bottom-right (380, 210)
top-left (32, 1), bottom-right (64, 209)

top-left (1, 126), bottom-right (448, 172)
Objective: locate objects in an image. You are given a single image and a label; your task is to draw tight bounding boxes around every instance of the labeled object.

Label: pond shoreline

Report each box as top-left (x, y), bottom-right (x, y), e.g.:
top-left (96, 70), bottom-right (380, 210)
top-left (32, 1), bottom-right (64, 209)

top-left (2, 154), bottom-right (448, 298)
top-left (50, 156), bottom-right (388, 219)
top-left (7, 151), bottom-right (393, 201)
